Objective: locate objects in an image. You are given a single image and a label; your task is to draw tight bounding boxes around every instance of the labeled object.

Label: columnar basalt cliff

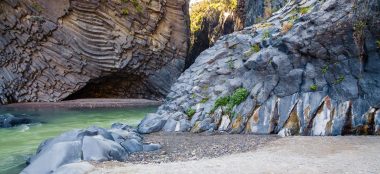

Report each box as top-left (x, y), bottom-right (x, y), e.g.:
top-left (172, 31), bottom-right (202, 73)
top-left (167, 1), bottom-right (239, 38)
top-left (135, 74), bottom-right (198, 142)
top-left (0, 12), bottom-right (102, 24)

top-left (139, 0), bottom-right (380, 136)
top-left (0, 0), bottom-right (189, 104)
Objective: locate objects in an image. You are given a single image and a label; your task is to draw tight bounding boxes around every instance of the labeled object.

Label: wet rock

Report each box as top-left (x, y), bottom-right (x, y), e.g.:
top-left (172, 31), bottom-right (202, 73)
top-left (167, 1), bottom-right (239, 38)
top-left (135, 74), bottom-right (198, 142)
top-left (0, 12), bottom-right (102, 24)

top-left (111, 123), bottom-right (136, 132)
top-left (0, 114), bottom-right (33, 128)
top-left (24, 124), bottom-right (161, 173)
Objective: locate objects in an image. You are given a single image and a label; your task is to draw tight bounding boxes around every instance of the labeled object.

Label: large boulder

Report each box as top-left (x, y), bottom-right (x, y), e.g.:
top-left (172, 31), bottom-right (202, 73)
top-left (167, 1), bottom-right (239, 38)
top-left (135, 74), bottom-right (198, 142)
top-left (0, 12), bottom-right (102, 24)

top-left (138, 113), bottom-right (166, 134)
top-left (139, 0), bottom-right (380, 136)
top-left (82, 135), bottom-right (127, 162)
top-left (21, 141), bottom-right (82, 174)
top-left (22, 124), bottom-right (161, 174)
top-left (0, 0), bottom-right (190, 104)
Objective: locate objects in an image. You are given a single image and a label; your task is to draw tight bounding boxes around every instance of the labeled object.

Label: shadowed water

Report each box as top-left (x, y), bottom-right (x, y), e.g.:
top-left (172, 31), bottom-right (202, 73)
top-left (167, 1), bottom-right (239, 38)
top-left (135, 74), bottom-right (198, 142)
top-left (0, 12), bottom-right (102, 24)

top-left (0, 106), bottom-right (156, 174)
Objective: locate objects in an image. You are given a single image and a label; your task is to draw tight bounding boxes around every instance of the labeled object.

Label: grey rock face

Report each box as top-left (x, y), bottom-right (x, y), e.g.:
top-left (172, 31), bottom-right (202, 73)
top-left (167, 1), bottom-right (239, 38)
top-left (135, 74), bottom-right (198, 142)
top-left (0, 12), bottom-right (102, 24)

top-left (22, 124), bottom-right (161, 174)
top-left (139, 0), bottom-right (380, 136)
top-left (0, 0), bottom-right (189, 104)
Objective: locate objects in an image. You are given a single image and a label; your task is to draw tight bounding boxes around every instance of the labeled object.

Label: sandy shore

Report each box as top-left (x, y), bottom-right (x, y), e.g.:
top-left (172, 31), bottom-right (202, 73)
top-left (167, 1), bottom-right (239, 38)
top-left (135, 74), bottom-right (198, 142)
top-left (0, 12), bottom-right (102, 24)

top-left (2, 98), bottom-right (162, 109)
top-left (91, 136), bottom-right (380, 174)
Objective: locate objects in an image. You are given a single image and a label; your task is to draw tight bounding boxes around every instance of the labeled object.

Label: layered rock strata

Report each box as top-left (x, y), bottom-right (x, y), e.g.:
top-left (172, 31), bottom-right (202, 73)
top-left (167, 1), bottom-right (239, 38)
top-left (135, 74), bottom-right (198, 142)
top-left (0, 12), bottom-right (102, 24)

top-left (139, 0), bottom-right (380, 136)
top-left (0, 0), bottom-right (189, 104)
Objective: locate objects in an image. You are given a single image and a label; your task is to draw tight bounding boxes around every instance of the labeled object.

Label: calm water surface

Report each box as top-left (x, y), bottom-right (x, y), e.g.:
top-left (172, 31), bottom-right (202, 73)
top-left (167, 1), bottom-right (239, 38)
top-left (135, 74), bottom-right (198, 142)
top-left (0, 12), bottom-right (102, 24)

top-left (0, 106), bottom-right (156, 174)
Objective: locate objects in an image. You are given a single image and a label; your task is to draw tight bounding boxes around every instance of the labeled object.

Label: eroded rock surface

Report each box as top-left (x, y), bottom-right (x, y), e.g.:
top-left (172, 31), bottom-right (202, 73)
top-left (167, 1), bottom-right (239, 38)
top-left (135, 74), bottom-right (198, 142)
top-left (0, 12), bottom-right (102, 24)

top-left (0, 0), bottom-right (189, 104)
top-left (22, 124), bottom-right (161, 174)
top-left (139, 0), bottom-right (380, 136)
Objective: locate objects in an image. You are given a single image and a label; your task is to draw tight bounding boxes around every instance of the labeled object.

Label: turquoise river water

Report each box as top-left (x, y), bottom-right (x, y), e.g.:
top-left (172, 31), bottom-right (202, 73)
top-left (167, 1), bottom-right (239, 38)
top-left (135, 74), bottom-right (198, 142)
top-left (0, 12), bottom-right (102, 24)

top-left (0, 106), bottom-right (156, 174)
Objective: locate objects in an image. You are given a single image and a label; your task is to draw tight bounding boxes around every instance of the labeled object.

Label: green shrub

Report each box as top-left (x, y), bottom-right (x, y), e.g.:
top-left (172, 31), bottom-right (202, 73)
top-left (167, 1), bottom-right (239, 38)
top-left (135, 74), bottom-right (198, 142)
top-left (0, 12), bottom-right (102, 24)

top-left (262, 30), bottom-right (270, 40)
top-left (226, 88), bottom-right (249, 112)
top-left (227, 59), bottom-right (234, 69)
top-left (376, 40), bottom-right (380, 48)
top-left (321, 65), bottom-right (328, 74)
top-left (310, 84), bottom-right (317, 91)
top-left (186, 108), bottom-right (196, 118)
top-left (31, 2), bottom-right (43, 13)
top-left (244, 44), bottom-right (260, 57)
top-left (212, 96), bottom-right (230, 112)
top-left (299, 6), bottom-right (311, 15)
top-left (251, 44), bottom-right (260, 53)
top-left (135, 5), bottom-right (143, 13)
top-left (200, 97), bottom-right (209, 103)
top-left (211, 88), bottom-right (249, 113)
top-left (122, 8), bottom-right (129, 15)
top-left (335, 75), bottom-right (345, 84)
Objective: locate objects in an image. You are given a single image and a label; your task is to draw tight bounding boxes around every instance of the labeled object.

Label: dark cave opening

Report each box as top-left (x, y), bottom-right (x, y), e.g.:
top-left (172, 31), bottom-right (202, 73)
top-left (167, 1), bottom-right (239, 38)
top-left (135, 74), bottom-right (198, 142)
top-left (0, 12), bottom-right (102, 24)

top-left (64, 73), bottom-right (165, 101)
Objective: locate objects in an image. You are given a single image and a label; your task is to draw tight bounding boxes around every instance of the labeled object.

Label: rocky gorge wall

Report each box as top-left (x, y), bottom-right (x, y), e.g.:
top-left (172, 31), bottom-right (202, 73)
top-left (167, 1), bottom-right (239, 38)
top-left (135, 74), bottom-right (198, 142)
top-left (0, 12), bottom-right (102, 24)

top-left (0, 0), bottom-right (189, 104)
top-left (139, 0), bottom-right (380, 136)
top-left (187, 0), bottom-right (286, 68)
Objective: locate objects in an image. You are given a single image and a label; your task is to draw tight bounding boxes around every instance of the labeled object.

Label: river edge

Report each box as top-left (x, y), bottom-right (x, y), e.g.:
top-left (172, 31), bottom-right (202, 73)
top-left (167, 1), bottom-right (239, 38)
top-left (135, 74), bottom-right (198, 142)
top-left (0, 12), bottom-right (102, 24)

top-left (1, 99), bottom-right (162, 109)
top-left (91, 136), bottom-right (380, 174)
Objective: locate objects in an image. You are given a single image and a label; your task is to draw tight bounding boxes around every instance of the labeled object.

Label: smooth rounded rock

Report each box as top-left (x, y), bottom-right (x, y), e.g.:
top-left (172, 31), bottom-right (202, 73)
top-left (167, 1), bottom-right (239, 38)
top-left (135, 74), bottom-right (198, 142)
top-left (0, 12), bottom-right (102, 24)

top-left (82, 135), bottom-right (128, 162)
top-left (143, 143), bottom-right (162, 152)
top-left (121, 139), bottom-right (143, 153)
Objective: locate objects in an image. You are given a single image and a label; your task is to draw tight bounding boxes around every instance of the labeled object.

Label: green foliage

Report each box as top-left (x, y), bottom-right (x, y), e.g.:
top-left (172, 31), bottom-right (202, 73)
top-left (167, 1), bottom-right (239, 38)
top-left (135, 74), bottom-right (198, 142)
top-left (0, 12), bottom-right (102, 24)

top-left (191, 93), bottom-right (197, 99)
top-left (212, 96), bottom-right (230, 112)
top-left (202, 85), bottom-right (209, 91)
top-left (122, 8), bottom-right (129, 15)
top-left (321, 65), bottom-right (329, 74)
top-left (121, 0), bottom-right (143, 14)
top-left (226, 88), bottom-right (249, 112)
top-left (227, 59), bottom-right (234, 69)
top-left (251, 44), bottom-right (261, 53)
top-left (354, 20), bottom-right (367, 32)
top-left (310, 84), bottom-right (317, 91)
top-left (244, 44), bottom-right (261, 57)
top-left (190, 0), bottom-right (238, 33)
top-left (200, 97), bottom-right (210, 103)
top-left (262, 30), bottom-right (270, 40)
top-left (186, 108), bottom-right (196, 118)
top-left (376, 40), bottom-right (380, 48)
top-left (211, 88), bottom-right (249, 113)
top-left (299, 6), bottom-right (311, 15)
top-left (31, 2), bottom-right (43, 13)
top-left (335, 75), bottom-right (345, 84)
